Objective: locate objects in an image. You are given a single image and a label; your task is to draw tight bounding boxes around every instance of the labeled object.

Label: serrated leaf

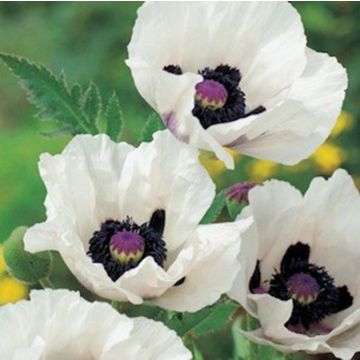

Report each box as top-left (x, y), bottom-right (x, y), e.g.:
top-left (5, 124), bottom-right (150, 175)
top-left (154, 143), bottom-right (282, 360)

top-left (83, 82), bottom-right (102, 127)
top-left (103, 92), bottom-right (123, 141)
top-left (200, 189), bottom-right (226, 224)
top-left (71, 83), bottom-right (83, 108)
top-left (0, 53), bottom-right (93, 134)
top-left (140, 113), bottom-right (164, 142)
top-left (40, 127), bottom-right (74, 138)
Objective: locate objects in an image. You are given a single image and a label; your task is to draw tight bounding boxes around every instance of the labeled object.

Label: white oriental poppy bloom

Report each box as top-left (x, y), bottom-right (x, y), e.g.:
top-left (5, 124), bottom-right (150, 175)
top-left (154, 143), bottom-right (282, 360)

top-left (126, 2), bottom-right (347, 169)
top-left (0, 289), bottom-right (191, 360)
top-left (24, 131), bottom-right (251, 312)
top-left (228, 169), bottom-right (360, 360)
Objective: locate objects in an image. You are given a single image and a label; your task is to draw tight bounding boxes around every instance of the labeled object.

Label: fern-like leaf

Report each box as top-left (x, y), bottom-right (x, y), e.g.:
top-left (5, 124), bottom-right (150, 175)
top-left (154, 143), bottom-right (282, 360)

top-left (140, 113), bottom-right (164, 143)
top-left (104, 92), bottom-right (123, 141)
top-left (0, 53), bottom-right (94, 135)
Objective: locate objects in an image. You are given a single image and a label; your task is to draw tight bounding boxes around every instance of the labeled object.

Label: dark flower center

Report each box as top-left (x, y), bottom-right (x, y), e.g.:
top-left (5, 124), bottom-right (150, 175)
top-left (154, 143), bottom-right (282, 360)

top-left (163, 64), bottom-right (265, 129)
top-left (87, 210), bottom-right (167, 282)
top-left (287, 272), bottom-right (320, 305)
top-left (249, 242), bottom-right (353, 333)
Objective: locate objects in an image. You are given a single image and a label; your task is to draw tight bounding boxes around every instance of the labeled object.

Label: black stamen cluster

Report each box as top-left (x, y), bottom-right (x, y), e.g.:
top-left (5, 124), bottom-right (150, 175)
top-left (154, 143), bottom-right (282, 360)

top-left (249, 242), bottom-right (353, 330)
top-left (87, 210), bottom-right (167, 282)
top-left (163, 63), bottom-right (265, 129)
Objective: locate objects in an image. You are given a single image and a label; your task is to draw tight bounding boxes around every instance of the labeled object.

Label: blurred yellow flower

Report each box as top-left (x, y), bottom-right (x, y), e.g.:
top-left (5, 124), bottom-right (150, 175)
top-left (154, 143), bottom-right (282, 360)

top-left (199, 148), bottom-right (240, 178)
top-left (331, 111), bottom-right (353, 137)
top-left (247, 160), bottom-right (279, 182)
top-left (0, 276), bottom-right (28, 305)
top-left (312, 143), bottom-right (345, 174)
top-left (0, 245), bottom-right (6, 273)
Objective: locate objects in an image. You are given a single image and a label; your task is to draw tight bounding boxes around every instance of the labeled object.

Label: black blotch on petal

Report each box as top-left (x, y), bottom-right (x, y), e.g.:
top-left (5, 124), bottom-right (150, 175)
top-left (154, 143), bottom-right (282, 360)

top-left (281, 242), bottom-right (310, 275)
top-left (335, 286), bottom-right (353, 312)
top-left (249, 260), bottom-right (261, 292)
top-left (149, 209), bottom-right (166, 236)
top-left (174, 277), bottom-right (186, 287)
top-left (163, 64), bottom-right (182, 75)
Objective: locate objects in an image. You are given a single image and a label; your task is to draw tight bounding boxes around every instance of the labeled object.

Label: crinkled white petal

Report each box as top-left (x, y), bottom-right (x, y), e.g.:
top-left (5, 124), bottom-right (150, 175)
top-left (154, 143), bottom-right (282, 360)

top-left (107, 317), bottom-right (192, 360)
top-left (24, 132), bottom-right (235, 312)
top-left (156, 218), bottom-right (253, 312)
top-left (118, 130), bottom-right (215, 252)
top-left (0, 290), bottom-right (190, 360)
top-left (127, 2), bottom-right (346, 169)
top-left (228, 170), bottom-right (360, 358)
top-left (127, 2), bottom-right (306, 107)
top-left (0, 290), bottom-right (133, 359)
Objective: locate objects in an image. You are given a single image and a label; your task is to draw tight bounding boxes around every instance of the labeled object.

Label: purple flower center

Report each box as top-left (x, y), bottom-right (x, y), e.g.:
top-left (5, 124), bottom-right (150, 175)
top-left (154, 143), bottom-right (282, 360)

top-left (287, 272), bottom-right (320, 305)
top-left (195, 80), bottom-right (228, 110)
top-left (109, 231), bottom-right (145, 265)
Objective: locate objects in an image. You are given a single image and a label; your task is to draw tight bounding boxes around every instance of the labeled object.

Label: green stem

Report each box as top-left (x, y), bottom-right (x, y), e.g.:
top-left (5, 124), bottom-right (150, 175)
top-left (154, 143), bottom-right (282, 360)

top-left (111, 300), bottom-right (122, 312)
top-left (38, 277), bottom-right (54, 289)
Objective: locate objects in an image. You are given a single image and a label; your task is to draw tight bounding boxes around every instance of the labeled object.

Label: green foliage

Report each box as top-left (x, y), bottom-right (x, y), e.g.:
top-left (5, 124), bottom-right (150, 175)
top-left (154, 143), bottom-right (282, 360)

top-left (226, 198), bottom-right (246, 220)
top-left (83, 82), bottom-right (102, 127)
top-left (165, 300), bottom-right (237, 338)
top-left (3, 226), bottom-right (53, 285)
top-left (104, 92), bottom-right (124, 141)
top-left (0, 53), bottom-right (95, 135)
top-left (200, 189), bottom-right (227, 224)
top-left (0, 53), bottom-right (124, 141)
top-left (232, 319), bottom-right (286, 360)
top-left (140, 113), bottom-right (164, 143)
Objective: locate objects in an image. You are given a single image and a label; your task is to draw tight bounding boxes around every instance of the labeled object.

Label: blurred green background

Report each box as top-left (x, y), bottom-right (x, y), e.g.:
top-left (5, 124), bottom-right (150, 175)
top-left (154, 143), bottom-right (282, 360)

top-left (0, 3), bottom-right (359, 358)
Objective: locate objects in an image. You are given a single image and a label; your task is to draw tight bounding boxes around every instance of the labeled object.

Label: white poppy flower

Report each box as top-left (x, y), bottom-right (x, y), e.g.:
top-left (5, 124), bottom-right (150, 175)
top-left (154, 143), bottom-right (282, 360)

top-left (228, 169), bottom-right (360, 360)
top-left (126, 2), bottom-right (347, 169)
top-left (24, 131), bottom-right (251, 312)
top-left (0, 289), bottom-right (191, 360)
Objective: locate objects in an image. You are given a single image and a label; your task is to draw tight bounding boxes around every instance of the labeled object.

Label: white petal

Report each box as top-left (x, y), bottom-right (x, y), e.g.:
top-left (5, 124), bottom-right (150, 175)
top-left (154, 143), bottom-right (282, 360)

top-left (289, 48), bottom-right (347, 131)
top-left (127, 2), bottom-right (306, 106)
top-left (109, 317), bottom-right (192, 360)
top-left (227, 221), bottom-right (258, 315)
top-left (0, 290), bottom-right (134, 359)
top-left (24, 134), bottom-right (134, 251)
top-left (155, 219), bottom-right (252, 312)
top-left (118, 130), bottom-right (215, 252)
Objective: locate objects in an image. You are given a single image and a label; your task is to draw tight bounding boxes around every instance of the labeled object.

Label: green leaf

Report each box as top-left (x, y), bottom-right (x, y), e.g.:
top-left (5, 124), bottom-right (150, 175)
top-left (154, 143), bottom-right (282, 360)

top-left (200, 189), bottom-right (227, 224)
top-left (140, 113), bottom-right (164, 142)
top-left (103, 92), bottom-right (123, 141)
top-left (3, 226), bottom-right (53, 285)
top-left (166, 300), bottom-right (237, 338)
top-left (232, 319), bottom-right (251, 360)
top-left (83, 82), bottom-right (102, 127)
top-left (40, 127), bottom-right (74, 138)
top-left (192, 341), bottom-right (204, 360)
top-left (226, 198), bottom-right (246, 220)
top-left (0, 53), bottom-right (93, 134)
top-left (232, 317), bottom-right (286, 360)
top-left (190, 302), bottom-right (237, 336)
top-left (71, 83), bottom-right (83, 108)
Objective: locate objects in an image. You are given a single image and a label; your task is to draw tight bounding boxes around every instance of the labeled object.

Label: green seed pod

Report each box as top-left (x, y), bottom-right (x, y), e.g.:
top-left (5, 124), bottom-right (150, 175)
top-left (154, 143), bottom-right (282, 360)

top-left (3, 226), bottom-right (53, 285)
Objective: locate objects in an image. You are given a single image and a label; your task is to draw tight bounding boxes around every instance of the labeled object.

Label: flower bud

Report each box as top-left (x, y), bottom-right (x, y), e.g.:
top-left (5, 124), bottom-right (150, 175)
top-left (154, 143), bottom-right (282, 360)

top-left (4, 226), bottom-right (53, 285)
top-left (226, 182), bottom-right (256, 220)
